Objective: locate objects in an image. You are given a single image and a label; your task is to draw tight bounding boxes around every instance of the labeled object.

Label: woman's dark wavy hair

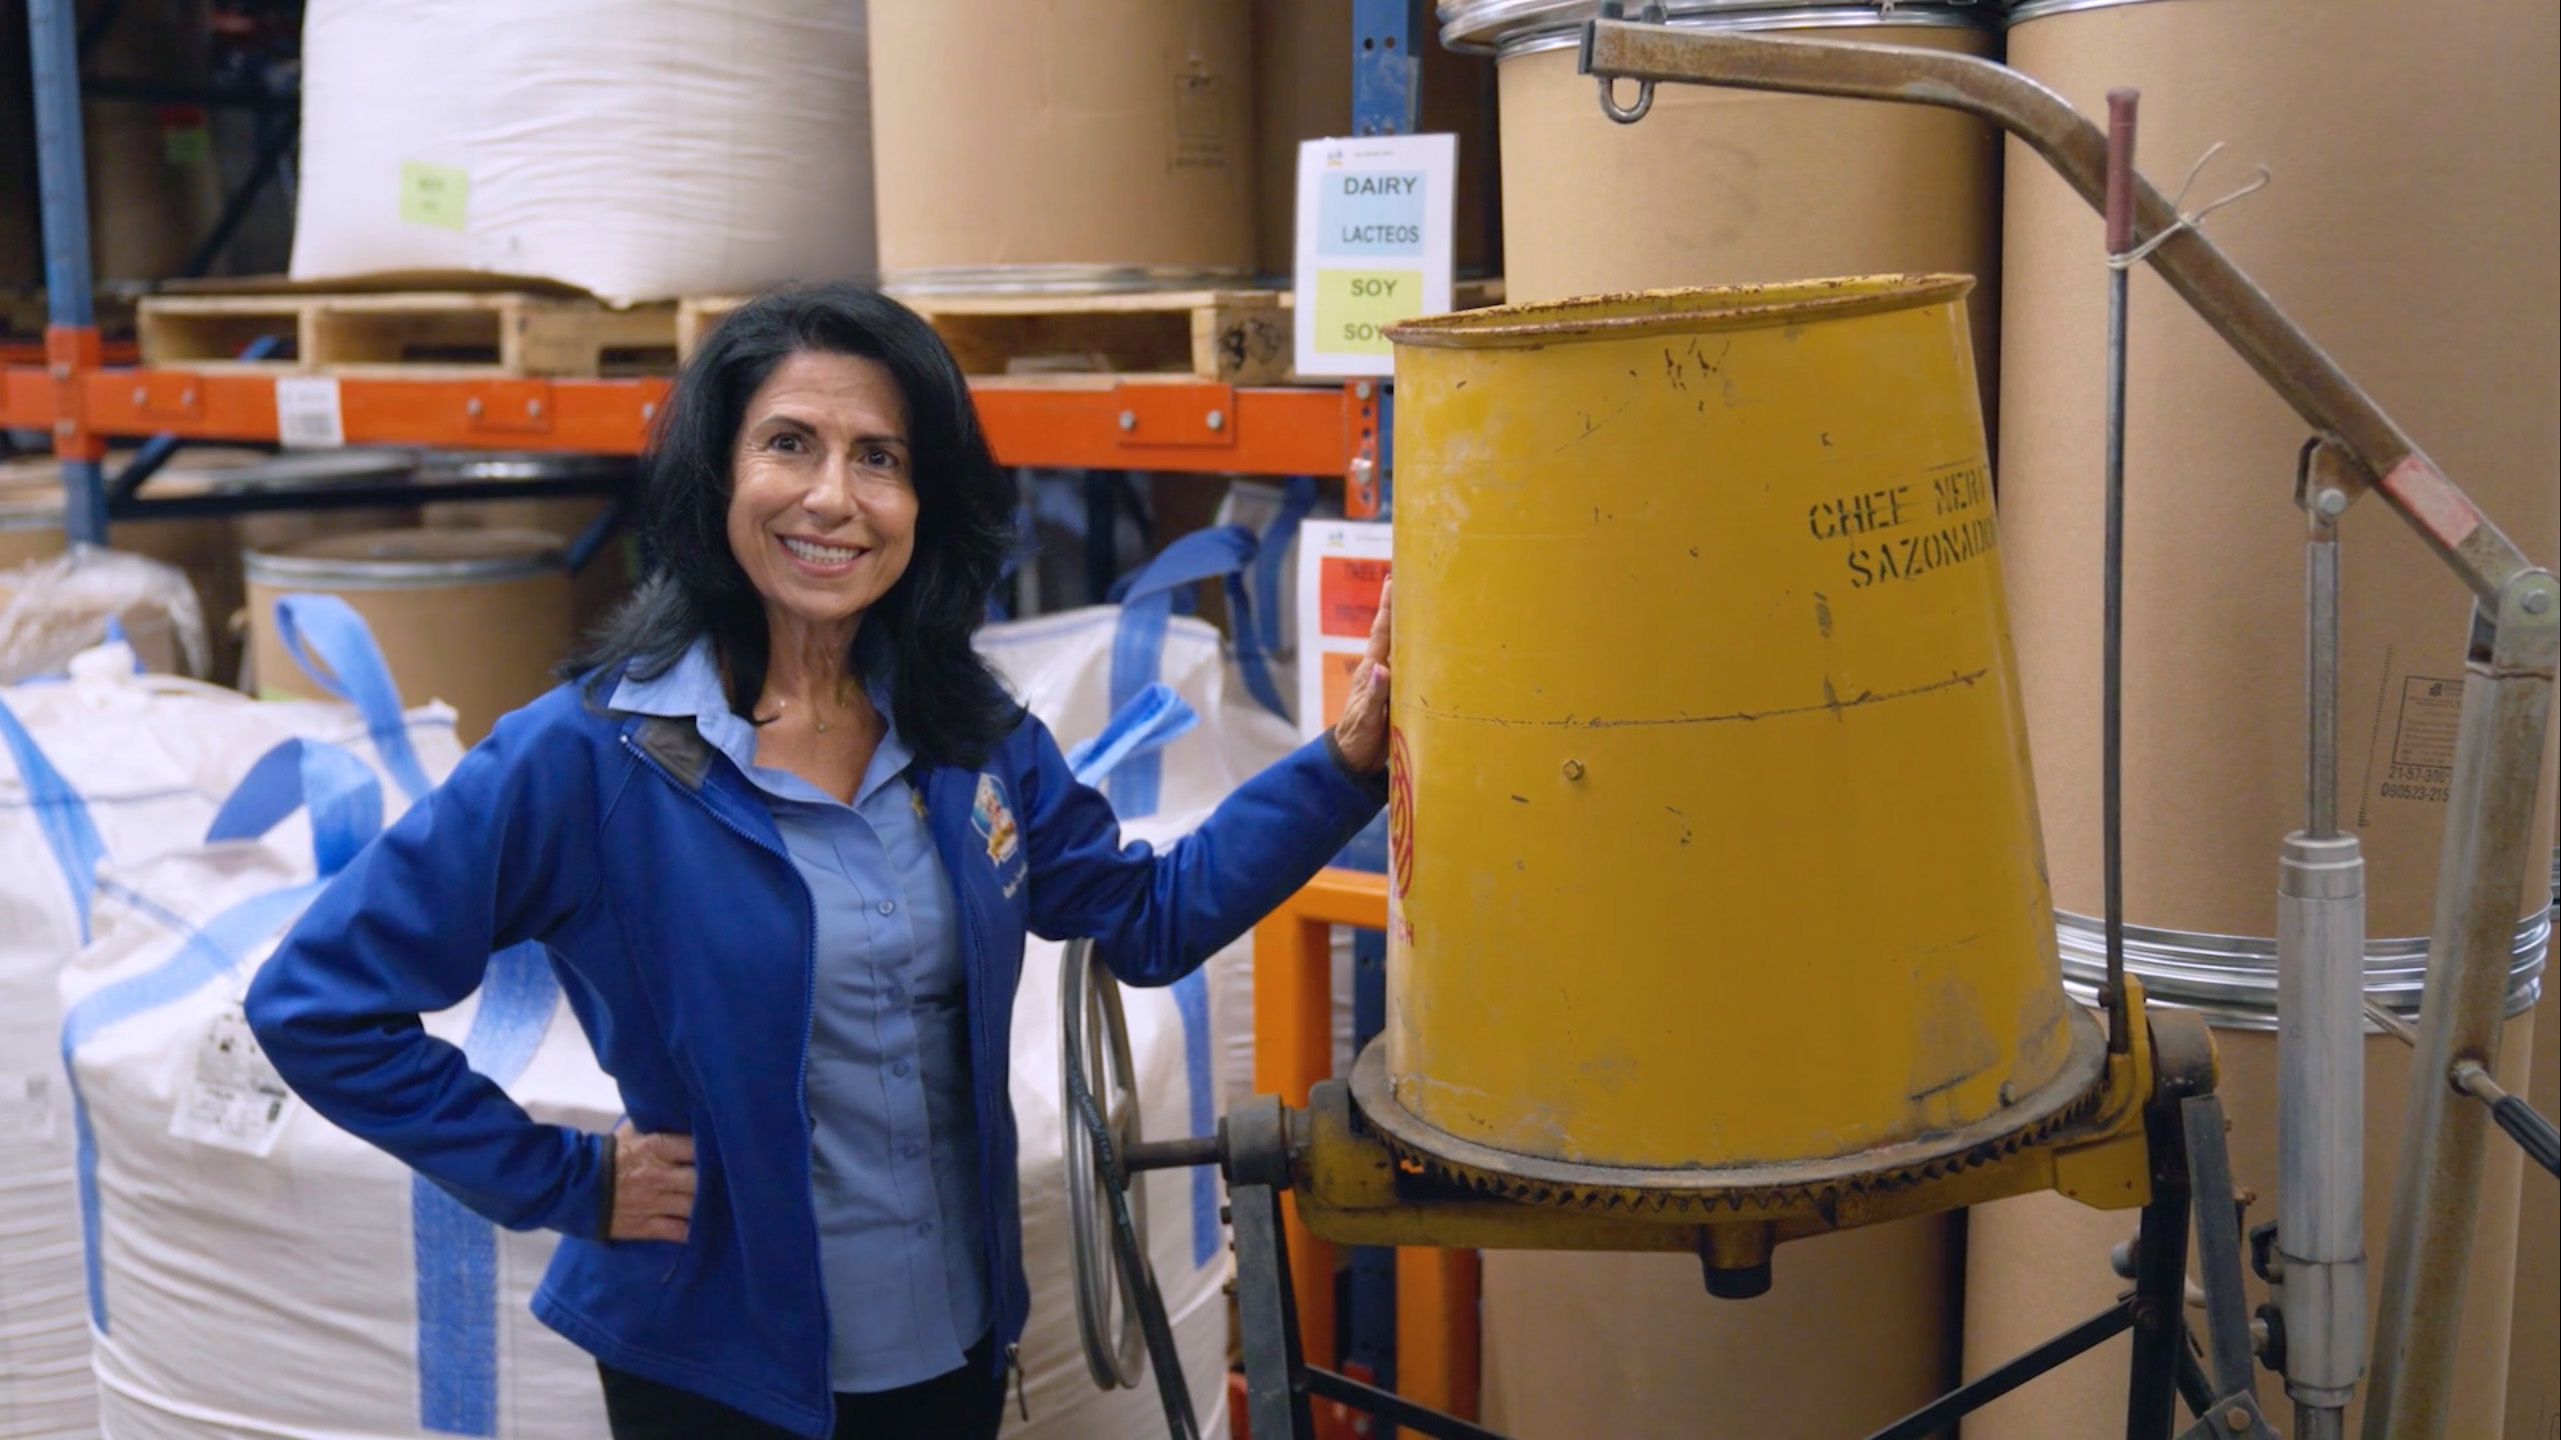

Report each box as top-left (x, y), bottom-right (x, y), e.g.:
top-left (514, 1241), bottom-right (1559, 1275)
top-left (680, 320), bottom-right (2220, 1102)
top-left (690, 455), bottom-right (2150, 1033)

top-left (569, 284), bottom-right (1020, 770)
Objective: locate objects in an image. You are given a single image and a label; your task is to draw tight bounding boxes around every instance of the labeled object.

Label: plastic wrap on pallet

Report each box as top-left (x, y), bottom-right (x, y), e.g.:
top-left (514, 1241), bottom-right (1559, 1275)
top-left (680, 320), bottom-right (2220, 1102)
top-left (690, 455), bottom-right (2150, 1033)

top-left (0, 547), bottom-right (209, 684)
top-left (290, 0), bottom-right (876, 304)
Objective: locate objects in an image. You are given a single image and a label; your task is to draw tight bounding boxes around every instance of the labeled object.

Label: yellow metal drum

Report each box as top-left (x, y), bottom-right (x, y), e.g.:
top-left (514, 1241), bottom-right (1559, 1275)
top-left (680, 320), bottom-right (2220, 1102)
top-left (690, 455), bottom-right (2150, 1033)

top-left (1383, 277), bottom-right (2071, 1173)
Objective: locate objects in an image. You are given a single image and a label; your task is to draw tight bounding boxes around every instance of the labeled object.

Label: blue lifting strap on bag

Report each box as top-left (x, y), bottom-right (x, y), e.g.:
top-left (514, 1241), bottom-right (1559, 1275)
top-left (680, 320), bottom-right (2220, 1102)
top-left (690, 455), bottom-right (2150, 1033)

top-left (1064, 682), bottom-right (1202, 789)
top-left (62, 738), bottom-right (383, 1332)
top-left (271, 593), bottom-right (436, 802)
top-left (0, 694), bottom-right (109, 944)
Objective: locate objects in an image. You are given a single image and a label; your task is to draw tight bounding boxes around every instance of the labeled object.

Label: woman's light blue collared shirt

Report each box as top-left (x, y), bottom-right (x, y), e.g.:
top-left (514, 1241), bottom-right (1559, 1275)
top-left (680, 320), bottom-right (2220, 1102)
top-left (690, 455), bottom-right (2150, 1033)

top-left (611, 639), bottom-right (988, 1392)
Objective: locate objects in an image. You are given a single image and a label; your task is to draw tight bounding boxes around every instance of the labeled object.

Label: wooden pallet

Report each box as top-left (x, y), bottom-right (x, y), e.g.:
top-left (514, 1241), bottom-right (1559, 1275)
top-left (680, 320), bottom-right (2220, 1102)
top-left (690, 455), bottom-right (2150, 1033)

top-left (137, 291), bottom-right (678, 376)
top-left (680, 289), bottom-right (1295, 384)
top-left (4, 288), bottom-right (142, 339)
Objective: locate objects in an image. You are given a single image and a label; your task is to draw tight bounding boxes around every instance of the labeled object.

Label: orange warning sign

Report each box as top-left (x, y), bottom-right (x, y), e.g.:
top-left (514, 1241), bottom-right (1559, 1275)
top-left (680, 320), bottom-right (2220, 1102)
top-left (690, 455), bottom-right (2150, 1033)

top-left (1318, 556), bottom-right (1391, 639)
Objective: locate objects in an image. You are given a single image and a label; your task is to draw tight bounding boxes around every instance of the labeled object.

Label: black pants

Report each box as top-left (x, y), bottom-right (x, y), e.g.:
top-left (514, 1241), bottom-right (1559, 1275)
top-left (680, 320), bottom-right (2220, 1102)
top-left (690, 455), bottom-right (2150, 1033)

top-left (599, 1332), bottom-right (1007, 1440)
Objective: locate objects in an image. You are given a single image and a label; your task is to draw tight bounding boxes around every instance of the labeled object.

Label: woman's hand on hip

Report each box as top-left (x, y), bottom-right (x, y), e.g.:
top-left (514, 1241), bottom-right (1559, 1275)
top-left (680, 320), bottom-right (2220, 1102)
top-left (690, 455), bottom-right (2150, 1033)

top-left (608, 1120), bottom-right (697, 1243)
top-left (1332, 578), bottom-right (1394, 775)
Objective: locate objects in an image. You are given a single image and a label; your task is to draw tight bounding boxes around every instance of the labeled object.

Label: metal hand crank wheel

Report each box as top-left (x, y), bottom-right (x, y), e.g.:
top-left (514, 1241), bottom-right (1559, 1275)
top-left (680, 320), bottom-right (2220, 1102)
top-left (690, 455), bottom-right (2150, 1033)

top-left (1059, 938), bottom-right (1148, 1388)
top-left (1058, 940), bottom-right (1202, 1438)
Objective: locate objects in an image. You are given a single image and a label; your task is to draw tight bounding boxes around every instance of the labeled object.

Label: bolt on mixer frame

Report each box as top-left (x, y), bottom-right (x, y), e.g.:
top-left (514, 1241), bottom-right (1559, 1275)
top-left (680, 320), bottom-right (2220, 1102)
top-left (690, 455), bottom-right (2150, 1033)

top-left (1059, 19), bottom-right (2558, 1440)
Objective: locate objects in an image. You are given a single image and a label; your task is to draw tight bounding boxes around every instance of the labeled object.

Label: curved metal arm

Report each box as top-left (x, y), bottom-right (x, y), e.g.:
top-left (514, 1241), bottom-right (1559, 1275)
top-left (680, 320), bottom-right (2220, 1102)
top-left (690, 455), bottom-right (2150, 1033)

top-left (1576, 18), bottom-right (2534, 604)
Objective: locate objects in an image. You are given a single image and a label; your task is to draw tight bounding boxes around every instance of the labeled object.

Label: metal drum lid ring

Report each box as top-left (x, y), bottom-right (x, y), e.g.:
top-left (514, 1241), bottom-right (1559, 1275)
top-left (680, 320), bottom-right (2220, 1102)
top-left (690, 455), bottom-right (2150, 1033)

top-left (2005, 0), bottom-right (2177, 24)
top-left (413, 452), bottom-right (634, 486)
top-left (1438, 0), bottom-right (2002, 57)
top-left (245, 529), bottom-right (568, 589)
top-left (2053, 909), bottom-right (2550, 1033)
top-left (880, 264), bottom-right (1258, 299)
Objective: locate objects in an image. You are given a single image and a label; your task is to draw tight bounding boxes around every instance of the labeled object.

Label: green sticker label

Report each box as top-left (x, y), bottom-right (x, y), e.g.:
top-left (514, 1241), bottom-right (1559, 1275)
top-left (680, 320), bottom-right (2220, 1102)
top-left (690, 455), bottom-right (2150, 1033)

top-left (162, 126), bottom-right (211, 168)
top-left (1314, 268), bottom-right (1424, 356)
top-left (399, 160), bottom-right (469, 232)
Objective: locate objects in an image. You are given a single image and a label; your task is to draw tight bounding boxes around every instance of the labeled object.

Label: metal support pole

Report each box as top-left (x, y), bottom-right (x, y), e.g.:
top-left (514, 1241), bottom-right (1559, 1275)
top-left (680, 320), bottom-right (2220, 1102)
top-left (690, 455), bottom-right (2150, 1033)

top-left (1350, 0), bottom-right (1423, 136)
top-left (2278, 441), bottom-right (2365, 1437)
top-left (1302, 1366), bottom-right (1504, 1440)
top-left (2099, 89), bottom-right (2138, 1053)
top-left (1234, 1180), bottom-right (1315, 1440)
top-left (2364, 568), bottom-right (2561, 1440)
top-left (2130, 1009), bottom-right (2219, 1440)
top-left (2181, 1094), bottom-right (2261, 1400)
top-left (28, 0), bottom-right (107, 543)
top-left (2449, 1060), bottom-right (2561, 1178)
top-left (1865, 1302), bottom-right (2137, 1440)
top-left (2176, 1094), bottom-right (2285, 1440)
top-left (2128, 1147), bottom-right (2196, 1438)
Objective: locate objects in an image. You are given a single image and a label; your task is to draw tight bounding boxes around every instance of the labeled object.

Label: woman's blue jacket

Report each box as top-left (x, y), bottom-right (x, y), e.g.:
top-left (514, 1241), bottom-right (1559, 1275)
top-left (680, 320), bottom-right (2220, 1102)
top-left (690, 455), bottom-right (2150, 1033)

top-left (244, 677), bottom-right (1385, 1436)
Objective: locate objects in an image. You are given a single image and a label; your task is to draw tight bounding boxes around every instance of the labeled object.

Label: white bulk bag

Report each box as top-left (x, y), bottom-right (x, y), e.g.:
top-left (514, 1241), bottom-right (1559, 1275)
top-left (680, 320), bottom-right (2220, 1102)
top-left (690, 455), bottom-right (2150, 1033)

top-left (62, 740), bottom-right (616, 1440)
top-left (977, 522), bottom-right (1329, 1111)
top-left (0, 605), bottom-right (460, 1440)
top-left (291, 0), bottom-right (877, 303)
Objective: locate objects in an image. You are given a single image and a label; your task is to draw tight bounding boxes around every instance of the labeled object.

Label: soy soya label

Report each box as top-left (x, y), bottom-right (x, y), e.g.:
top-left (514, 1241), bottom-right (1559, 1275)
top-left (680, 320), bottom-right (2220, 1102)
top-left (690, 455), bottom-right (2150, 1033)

top-left (1294, 133), bottom-right (1456, 378)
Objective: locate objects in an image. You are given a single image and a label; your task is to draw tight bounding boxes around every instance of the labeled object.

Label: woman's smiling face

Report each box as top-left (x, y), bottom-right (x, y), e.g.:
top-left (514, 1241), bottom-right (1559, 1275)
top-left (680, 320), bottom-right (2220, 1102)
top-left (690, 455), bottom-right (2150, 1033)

top-left (725, 349), bottom-right (919, 635)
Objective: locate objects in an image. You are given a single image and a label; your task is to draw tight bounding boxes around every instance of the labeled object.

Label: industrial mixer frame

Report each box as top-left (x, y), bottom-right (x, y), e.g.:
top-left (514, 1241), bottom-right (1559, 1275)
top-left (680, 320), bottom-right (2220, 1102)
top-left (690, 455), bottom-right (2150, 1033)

top-left (1061, 18), bottom-right (2558, 1440)
top-left (1219, 1002), bottom-right (2281, 1440)
top-left (1567, 22), bottom-right (2558, 1440)
top-left (1066, 975), bottom-right (2283, 1440)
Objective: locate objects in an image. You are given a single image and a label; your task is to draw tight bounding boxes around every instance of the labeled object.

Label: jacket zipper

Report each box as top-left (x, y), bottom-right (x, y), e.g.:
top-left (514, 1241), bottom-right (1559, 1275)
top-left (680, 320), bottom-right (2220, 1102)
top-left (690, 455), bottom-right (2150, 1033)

top-left (930, 765), bottom-right (1022, 1387)
top-left (621, 733), bottom-right (836, 1427)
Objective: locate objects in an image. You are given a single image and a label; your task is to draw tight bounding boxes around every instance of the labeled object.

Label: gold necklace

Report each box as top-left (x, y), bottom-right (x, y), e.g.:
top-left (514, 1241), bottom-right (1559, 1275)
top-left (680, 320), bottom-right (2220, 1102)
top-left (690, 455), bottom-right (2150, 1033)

top-left (765, 681), bottom-right (858, 734)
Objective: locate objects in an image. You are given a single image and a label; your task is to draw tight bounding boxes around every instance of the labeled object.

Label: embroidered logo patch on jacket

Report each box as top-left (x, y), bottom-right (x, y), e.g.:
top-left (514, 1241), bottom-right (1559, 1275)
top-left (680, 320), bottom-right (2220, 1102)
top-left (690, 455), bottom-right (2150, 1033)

top-left (972, 773), bottom-right (1020, 866)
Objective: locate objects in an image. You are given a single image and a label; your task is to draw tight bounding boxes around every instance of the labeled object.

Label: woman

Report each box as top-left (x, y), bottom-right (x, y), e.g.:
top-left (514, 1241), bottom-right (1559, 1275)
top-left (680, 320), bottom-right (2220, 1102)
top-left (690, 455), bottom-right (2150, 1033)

top-left (246, 285), bottom-right (1393, 1440)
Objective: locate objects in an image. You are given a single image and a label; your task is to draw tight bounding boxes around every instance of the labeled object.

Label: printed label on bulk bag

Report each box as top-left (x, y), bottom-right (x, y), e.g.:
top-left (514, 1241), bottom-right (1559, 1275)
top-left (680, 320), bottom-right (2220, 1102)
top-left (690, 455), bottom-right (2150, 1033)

top-left (0, 1072), bottom-right (53, 1141)
top-left (169, 1005), bottom-right (294, 1156)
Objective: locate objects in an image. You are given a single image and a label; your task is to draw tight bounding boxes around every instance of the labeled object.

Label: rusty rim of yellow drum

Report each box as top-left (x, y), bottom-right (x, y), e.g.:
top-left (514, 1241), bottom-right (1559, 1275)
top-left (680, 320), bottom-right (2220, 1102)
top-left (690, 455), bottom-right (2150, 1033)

top-left (1349, 1004), bottom-right (2113, 1209)
top-left (1386, 273), bottom-right (1975, 350)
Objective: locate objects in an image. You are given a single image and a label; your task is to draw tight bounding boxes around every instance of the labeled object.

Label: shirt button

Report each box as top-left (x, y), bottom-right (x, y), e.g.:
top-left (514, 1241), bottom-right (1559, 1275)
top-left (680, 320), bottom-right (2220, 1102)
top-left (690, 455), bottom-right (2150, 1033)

top-left (915, 1220), bottom-right (935, 1238)
top-left (904, 1141), bottom-right (923, 1159)
top-left (878, 899), bottom-right (897, 916)
top-left (893, 1060), bottom-right (913, 1078)
top-left (886, 983), bottom-right (905, 1003)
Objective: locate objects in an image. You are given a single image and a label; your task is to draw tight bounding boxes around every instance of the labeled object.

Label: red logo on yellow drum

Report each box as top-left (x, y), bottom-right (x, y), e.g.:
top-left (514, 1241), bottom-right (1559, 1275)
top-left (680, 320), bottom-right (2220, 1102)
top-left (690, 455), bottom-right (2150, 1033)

top-left (1387, 726), bottom-right (1414, 900)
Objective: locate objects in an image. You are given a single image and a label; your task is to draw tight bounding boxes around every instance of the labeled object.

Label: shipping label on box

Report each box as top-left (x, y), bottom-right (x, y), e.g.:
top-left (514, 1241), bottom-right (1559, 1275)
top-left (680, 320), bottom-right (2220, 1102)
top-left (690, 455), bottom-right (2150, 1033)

top-left (1293, 134), bottom-right (1456, 378)
top-left (1296, 520), bottom-right (1393, 739)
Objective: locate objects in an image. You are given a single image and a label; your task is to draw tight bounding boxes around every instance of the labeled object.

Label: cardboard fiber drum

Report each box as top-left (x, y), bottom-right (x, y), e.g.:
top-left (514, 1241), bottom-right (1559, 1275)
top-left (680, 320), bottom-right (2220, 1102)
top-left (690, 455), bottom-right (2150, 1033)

top-left (415, 451), bottom-right (636, 635)
top-left (1449, 1), bottom-right (2004, 416)
top-left (246, 528), bottom-right (574, 745)
top-left (871, 0), bottom-right (1257, 293)
top-left (1481, 1216), bottom-right (1960, 1439)
top-left (1976, 1), bottom-right (2560, 1435)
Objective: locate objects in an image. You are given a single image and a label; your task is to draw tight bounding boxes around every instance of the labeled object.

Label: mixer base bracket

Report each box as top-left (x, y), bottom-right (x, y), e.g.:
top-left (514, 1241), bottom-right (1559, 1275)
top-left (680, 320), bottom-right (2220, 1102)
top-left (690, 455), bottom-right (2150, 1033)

top-left (1224, 1004), bottom-right (2265, 1440)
